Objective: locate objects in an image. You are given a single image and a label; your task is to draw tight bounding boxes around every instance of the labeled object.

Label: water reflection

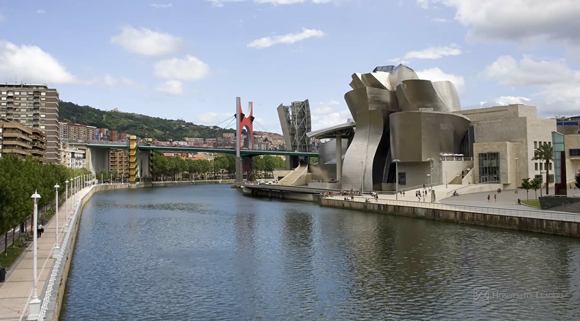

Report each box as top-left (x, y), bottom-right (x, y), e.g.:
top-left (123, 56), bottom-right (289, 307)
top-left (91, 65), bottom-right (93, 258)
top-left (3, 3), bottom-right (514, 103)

top-left (62, 185), bottom-right (580, 320)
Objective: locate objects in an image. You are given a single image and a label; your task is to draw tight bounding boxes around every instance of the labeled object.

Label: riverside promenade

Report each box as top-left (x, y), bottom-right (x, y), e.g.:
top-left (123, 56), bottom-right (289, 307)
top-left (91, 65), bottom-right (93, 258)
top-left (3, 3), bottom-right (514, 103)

top-left (0, 184), bottom-right (95, 321)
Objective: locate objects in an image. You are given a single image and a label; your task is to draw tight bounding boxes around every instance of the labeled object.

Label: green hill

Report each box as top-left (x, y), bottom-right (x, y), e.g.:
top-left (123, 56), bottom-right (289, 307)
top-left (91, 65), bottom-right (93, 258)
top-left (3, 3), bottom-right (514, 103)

top-left (59, 101), bottom-right (234, 141)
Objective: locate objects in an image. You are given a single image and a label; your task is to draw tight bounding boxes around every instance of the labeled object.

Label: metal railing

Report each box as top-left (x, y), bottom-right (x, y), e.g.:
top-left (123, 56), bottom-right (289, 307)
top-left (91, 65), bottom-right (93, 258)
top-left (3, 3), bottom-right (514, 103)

top-left (327, 196), bottom-right (580, 223)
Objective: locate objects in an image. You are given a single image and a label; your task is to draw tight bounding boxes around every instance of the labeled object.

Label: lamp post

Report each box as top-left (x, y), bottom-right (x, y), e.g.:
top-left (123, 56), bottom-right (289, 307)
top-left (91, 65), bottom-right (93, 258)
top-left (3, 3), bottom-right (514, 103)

top-left (53, 184), bottom-right (60, 258)
top-left (426, 158), bottom-right (434, 190)
top-left (515, 157), bottom-right (519, 193)
top-left (27, 191), bottom-right (41, 320)
top-left (65, 180), bottom-right (69, 227)
top-left (393, 159), bottom-right (400, 200)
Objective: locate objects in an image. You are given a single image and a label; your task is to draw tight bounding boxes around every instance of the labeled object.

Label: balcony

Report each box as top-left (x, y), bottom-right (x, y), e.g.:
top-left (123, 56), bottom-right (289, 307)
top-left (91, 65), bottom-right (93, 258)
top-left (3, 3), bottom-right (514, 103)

top-left (2, 132), bottom-right (32, 141)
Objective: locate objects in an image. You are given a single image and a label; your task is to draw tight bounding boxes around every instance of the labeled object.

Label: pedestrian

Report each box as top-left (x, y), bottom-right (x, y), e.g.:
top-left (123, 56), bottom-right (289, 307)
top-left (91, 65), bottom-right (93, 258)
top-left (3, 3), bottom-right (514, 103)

top-left (487, 194), bottom-right (490, 202)
top-left (37, 224), bottom-right (43, 238)
top-left (494, 194), bottom-right (497, 202)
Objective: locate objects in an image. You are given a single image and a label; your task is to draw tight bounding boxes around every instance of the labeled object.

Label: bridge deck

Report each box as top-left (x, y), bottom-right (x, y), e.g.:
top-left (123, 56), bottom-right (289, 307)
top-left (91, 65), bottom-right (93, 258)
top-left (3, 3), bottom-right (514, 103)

top-left (86, 144), bottom-right (318, 157)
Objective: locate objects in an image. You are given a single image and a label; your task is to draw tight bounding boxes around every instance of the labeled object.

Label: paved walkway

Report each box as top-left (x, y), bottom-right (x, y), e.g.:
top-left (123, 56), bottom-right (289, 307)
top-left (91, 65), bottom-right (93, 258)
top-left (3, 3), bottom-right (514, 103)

top-left (0, 185), bottom-right (92, 321)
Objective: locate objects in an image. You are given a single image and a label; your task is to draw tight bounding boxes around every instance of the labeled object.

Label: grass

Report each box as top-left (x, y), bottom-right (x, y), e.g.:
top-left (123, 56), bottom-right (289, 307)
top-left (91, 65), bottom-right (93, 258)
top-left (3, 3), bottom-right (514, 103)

top-left (0, 237), bottom-right (27, 270)
top-left (523, 199), bottom-right (541, 208)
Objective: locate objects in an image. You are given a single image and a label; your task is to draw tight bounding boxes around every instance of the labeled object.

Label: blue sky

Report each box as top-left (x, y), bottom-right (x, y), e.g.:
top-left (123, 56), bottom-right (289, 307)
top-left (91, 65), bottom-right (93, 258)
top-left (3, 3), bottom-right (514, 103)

top-left (0, 0), bottom-right (578, 133)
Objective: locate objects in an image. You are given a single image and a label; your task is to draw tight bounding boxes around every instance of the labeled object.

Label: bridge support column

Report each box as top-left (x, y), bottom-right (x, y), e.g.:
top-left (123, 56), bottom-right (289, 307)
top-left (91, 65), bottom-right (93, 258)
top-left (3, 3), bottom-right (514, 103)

top-left (129, 136), bottom-right (137, 184)
top-left (336, 134), bottom-right (342, 182)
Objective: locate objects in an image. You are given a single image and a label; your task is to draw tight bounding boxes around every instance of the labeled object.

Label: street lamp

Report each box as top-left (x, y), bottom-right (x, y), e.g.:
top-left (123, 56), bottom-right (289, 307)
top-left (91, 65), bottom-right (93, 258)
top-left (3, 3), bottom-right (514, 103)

top-left (515, 158), bottom-right (519, 193)
top-left (426, 158), bottom-right (434, 190)
top-left (27, 191), bottom-right (41, 320)
top-left (393, 159), bottom-right (400, 200)
top-left (65, 180), bottom-right (69, 227)
top-left (53, 184), bottom-right (60, 258)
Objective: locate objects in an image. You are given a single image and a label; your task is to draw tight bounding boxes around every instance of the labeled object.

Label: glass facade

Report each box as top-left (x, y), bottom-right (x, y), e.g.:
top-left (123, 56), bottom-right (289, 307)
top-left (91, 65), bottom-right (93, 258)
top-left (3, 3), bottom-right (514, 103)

top-left (478, 152), bottom-right (500, 183)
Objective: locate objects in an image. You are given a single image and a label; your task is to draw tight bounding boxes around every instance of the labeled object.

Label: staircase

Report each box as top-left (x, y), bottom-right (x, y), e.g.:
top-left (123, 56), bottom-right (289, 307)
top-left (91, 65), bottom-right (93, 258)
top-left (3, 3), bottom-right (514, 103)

top-left (278, 165), bottom-right (308, 186)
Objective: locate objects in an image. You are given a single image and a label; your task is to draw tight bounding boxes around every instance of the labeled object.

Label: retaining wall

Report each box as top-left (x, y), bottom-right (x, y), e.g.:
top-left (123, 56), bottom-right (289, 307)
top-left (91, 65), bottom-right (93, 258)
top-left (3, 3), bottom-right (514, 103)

top-left (321, 198), bottom-right (580, 238)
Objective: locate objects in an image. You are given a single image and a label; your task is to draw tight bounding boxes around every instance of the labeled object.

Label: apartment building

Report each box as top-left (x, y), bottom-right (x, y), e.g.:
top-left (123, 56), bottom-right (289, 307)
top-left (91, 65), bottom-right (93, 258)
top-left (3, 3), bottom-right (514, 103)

top-left (0, 120), bottom-right (46, 161)
top-left (0, 84), bottom-right (60, 163)
top-left (60, 122), bottom-right (98, 141)
top-left (110, 149), bottom-right (130, 178)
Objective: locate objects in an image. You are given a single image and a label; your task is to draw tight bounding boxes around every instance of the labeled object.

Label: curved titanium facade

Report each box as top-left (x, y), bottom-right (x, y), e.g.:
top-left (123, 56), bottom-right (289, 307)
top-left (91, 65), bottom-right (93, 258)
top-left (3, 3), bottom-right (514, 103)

top-left (336, 63), bottom-right (470, 191)
top-left (389, 111), bottom-right (471, 162)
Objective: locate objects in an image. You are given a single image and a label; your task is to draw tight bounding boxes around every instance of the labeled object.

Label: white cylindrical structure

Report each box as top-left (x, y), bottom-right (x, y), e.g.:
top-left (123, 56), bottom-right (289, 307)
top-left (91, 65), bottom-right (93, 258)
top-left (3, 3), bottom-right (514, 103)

top-left (27, 191), bottom-right (41, 320)
top-left (53, 184), bottom-right (60, 258)
top-left (65, 180), bottom-right (69, 227)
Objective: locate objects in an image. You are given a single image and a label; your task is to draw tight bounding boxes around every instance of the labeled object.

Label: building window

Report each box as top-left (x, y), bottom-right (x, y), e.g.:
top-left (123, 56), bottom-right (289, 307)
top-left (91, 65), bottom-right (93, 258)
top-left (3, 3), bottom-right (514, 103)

top-left (570, 149), bottom-right (580, 157)
top-left (534, 141), bottom-right (537, 148)
top-left (540, 163), bottom-right (543, 170)
top-left (549, 163), bottom-right (552, 170)
top-left (535, 163), bottom-right (538, 171)
top-left (399, 172), bottom-right (406, 185)
top-left (478, 152), bottom-right (500, 183)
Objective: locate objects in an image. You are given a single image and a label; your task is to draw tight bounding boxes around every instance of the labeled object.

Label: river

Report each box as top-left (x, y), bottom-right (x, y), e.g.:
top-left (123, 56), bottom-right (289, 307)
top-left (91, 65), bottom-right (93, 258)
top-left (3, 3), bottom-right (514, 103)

top-left (61, 185), bottom-right (580, 320)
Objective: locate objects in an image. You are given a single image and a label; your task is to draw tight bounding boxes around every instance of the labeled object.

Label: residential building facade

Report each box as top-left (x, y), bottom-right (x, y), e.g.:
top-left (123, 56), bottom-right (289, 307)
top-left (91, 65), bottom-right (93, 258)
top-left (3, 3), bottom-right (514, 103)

top-left (60, 122), bottom-right (98, 141)
top-left (0, 120), bottom-right (46, 161)
top-left (0, 84), bottom-right (60, 163)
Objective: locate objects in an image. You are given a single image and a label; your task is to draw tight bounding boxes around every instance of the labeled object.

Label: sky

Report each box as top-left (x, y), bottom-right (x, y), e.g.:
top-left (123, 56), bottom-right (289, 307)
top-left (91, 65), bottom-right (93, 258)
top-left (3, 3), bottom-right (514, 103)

top-left (0, 0), bottom-right (579, 133)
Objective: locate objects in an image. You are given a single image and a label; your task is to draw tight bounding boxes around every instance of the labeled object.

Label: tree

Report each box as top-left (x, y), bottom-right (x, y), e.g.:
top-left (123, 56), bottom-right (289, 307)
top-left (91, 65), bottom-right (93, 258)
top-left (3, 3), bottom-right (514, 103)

top-left (532, 142), bottom-right (553, 195)
top-left (530, 177), bottom-right (542, 199)
top-left (519, 178), bottom-right (532, 200)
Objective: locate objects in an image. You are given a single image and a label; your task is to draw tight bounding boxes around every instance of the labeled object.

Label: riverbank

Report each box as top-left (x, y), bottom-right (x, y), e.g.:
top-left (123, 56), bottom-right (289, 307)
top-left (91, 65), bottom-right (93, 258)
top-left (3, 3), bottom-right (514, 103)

top-left (320, 197), bottom-right (580, 238)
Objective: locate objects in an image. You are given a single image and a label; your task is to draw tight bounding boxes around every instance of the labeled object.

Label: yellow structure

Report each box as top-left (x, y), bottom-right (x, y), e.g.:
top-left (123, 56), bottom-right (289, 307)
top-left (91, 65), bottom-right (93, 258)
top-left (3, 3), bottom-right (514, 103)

top-left (129, 135), bottom-right (137, 184)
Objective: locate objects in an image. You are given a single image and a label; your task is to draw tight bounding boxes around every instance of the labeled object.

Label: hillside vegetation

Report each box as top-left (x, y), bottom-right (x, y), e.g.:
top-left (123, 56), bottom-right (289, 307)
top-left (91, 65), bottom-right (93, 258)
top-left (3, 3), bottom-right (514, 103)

top-left (59, 101), bottom-right (234, 141)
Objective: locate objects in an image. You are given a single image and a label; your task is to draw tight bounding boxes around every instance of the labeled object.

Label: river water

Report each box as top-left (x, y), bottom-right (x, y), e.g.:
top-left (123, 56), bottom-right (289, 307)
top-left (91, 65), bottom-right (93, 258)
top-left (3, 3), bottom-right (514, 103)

top-left (61, 185), bottom-right (580, 320)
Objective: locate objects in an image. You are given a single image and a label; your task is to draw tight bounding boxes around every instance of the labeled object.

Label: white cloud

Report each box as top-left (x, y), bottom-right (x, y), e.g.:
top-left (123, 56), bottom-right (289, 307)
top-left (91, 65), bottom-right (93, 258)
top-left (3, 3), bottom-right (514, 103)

top-left (416, 0), bottom-right (429, 9)
top-left (481, 55), bottom-right (580, 115)
top-left (102, 75), bottom-right (136, 87)
top-left (418, 0), bottom-right (580, 46)
top-left (36, 9), bottom-right (46, 14)
top-left (416, 67), bottom-right (465, 96)
top-left (197, 112), bottom-right (233, 125)
top-left (482, 55), bottom-right (575, 87)
top-left (404, 44), bottom-right (461, 60)
top-left (495, 96), bottom-right (531, 105)
top-left (255, 0), bottom-right (333, 4)
top-left (154, 55), bottom-right (210, 81)
top-left (156, 80), bottom-right (183, 95)
top-left (431, 17), bottom-right (451, 23)
top-left (0, 40), bottom-right (76, 84)
top-left (311, 100), bottom-right (351, 130)
top-left (248, 28), bottom-right (324, 49)
top-left (207, 0), bottom-right (244, 7)
top-left (111, 26), bottom-right (181, 56)
top-left (150, 3), bottom-right (173, 8)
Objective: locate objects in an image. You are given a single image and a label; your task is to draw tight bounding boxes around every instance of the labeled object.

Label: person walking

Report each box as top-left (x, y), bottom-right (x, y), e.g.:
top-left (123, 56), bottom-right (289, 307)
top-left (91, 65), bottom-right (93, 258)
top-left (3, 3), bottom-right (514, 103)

top-left (494, 194), bottom-right (497, 202)
top-left (487, 194), bottom-right (490, 202)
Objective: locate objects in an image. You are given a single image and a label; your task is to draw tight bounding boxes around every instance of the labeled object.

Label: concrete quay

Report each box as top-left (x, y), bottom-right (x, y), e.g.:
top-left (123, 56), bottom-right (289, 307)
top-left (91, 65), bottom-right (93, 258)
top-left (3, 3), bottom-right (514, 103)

top-left (321, 196), bottom-right (580, 238)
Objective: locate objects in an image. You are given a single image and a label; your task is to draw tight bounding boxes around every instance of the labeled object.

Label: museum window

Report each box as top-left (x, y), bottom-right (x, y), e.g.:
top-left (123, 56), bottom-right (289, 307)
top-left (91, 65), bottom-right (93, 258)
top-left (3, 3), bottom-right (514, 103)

top-left (478, 152), bottom-right (500, 184)
top-left (540, 163), bottom-right (543, 170)
top-left (535, 163), bottom-right (538, 171)
top-left (534, 141), bottom-right (538, 149)
top-left (398, 172), bottom-right (406, 185)
top-left (549, 163), bottom-right (552, 171)
top-left (570, 149), bottom-right (580, 157)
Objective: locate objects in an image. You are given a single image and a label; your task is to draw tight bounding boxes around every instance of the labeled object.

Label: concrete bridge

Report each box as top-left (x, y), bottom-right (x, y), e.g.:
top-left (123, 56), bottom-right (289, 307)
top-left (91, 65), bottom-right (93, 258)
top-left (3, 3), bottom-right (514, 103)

top-left (86, 138), bottom-right (318, 184)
